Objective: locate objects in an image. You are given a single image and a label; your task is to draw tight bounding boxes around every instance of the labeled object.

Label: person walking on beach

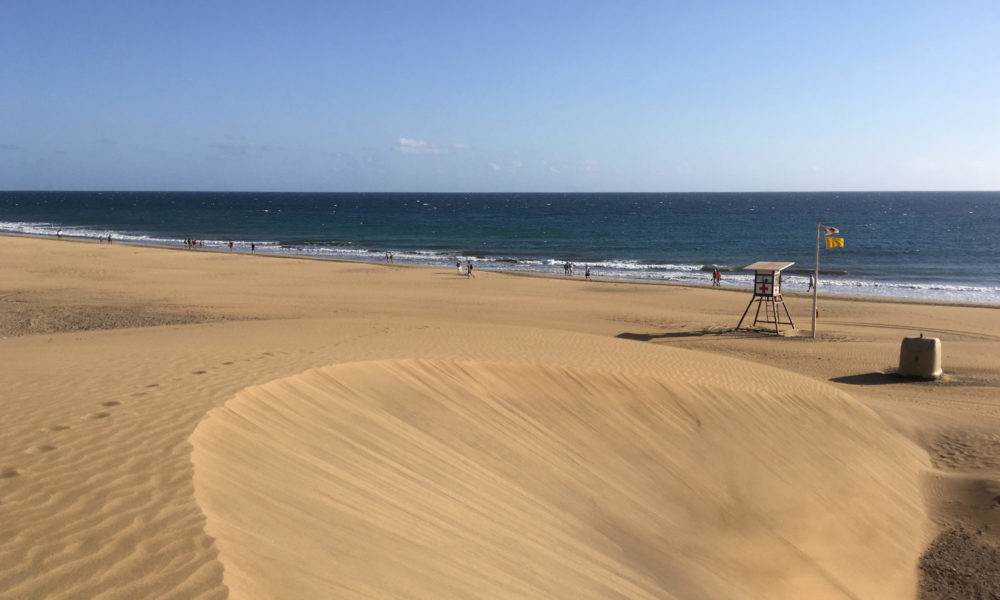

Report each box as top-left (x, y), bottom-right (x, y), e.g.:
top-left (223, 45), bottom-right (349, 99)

top-left (251, 242), bottom-right (256, 254)
top-left (712, 268), bottom-right (721, 287)
top-left (457, 258), bottom-right (463, 275)
top-left (585, 265), bottom-right (591, 281)
top-left (466, 259), bottom-right (475, 278)
top-left (807, 273), bottom-right (815, 292)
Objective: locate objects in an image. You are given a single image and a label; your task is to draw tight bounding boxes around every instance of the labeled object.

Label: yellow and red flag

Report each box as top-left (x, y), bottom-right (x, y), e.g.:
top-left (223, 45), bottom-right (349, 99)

top-left (825, 237), bottom-right (844, 249)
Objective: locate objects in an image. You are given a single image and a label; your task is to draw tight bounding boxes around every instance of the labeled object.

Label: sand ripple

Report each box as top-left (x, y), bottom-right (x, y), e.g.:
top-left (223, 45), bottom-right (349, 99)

top-left (191, 359), bottom-right (929, 599)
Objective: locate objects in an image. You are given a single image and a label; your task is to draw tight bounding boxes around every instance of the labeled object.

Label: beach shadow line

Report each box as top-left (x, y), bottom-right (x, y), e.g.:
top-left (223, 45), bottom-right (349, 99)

top-left (617, 327), bottom-right (751, 342)
top-left (829, 372), bottom-right (913, 386)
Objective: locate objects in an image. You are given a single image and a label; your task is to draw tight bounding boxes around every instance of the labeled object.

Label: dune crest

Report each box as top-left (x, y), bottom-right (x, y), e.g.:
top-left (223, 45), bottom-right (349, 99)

top-left (191, 359), bottom-right (928, 599)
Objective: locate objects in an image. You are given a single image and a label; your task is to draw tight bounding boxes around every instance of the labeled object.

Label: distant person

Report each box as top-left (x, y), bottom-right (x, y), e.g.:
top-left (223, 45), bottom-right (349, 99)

top-left (712, 268), bottom-right (721, 287)
top-left (251, 242), bottom-right (256, 253)
top-left (457, 258), bottom-right (463, 275)
top-left (57, 230), bottom-right (62, 239)
top-left (107, 234), bottom-right (112, 244)
top-left (585, 265), bottom-right (591, 280)
top-left (228, 240), bottom-right (234, 252)
top-left (807, 273), bottom-right (815, 292)
top-left (466, 259), bottom-right (475, 278)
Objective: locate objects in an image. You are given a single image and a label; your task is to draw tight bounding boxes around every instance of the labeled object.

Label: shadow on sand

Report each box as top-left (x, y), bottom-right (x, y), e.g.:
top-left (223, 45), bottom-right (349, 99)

top-left (829, 372), bottom-right (924, 386)
top-left (616, 327), bottom-right (781, 342)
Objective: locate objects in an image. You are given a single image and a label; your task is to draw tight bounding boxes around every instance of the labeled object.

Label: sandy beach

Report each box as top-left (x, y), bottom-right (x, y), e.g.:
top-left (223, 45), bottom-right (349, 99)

top-left (2, 235), bottom-right (999, 599)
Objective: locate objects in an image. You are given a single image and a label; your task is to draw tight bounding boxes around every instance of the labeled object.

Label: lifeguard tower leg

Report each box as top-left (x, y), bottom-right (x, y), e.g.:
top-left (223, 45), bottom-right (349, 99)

top-left (781, 301), bottom-right (794, 329)
top-left (736, 297), bottom-right (756, 330)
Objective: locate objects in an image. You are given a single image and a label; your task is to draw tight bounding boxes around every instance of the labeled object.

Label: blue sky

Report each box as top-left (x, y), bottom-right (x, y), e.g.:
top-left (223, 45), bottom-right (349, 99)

top-left (3, 1), bottom-right (998, 192)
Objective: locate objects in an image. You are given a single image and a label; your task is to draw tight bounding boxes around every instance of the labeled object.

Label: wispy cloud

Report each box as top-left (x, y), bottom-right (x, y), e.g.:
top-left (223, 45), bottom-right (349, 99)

top-left (394, 138), bottom-right (443, 155)
top-left (488, 162), bottom-right (502, 172)
top-left (452, 142), bottom-right (472, 150)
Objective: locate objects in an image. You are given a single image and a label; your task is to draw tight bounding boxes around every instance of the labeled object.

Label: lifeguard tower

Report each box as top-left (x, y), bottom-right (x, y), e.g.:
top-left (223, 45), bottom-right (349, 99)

top-left (736, 261), bottom-right (795, 334)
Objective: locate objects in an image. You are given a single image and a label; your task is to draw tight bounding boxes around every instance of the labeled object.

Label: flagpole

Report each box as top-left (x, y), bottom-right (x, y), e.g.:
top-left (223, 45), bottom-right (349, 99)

top-left (812, 222), bottom-right (820, 339)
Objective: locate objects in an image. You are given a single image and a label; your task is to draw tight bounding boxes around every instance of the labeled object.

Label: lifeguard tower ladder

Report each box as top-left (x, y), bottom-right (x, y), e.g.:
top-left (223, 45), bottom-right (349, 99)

top-left (736, 261), bottom-right (795, 334)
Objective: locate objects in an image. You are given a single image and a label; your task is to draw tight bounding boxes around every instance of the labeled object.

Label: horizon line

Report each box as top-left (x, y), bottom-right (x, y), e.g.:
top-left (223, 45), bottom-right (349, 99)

top-left (4, 189), bottom-right (1000, 195)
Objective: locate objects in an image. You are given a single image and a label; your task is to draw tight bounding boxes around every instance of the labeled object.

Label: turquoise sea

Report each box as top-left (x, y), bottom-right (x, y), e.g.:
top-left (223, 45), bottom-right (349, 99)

top-left (2, 191), bottom-right (998, 304)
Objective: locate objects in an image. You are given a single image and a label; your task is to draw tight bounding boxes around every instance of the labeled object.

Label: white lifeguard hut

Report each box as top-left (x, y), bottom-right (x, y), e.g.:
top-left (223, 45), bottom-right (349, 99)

top-left (737, 261), bottom-right (795, 334)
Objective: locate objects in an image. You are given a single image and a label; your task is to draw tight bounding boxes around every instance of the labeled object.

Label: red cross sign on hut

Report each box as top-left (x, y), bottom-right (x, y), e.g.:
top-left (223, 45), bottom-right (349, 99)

top-left (737, 261), bottom-right (795, 334)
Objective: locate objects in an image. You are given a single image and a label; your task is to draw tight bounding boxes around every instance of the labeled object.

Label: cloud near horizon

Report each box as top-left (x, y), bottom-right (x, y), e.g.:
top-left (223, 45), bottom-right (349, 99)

top-left (394, 138), bottom-right (443, 155)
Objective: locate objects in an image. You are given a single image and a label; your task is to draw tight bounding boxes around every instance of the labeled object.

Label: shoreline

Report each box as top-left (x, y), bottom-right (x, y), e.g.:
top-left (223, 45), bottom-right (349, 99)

top-left (6, 231), bottom-right (999, 311)
top-left (2, 235), bottom-right (998, 598)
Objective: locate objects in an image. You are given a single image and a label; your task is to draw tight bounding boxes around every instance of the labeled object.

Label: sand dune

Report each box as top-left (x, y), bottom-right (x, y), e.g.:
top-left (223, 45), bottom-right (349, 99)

top-left (2, 236), bottom-right (999, 599)
top-left (191, 358), bottom-right (927, 599)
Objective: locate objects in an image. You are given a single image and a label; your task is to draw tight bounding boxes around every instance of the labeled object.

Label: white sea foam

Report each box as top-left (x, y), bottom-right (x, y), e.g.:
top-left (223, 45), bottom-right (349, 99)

top-left (4, 221), bottom-right (998, 305)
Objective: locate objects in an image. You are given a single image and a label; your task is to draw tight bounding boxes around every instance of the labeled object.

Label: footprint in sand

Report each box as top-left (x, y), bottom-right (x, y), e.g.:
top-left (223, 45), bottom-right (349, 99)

top-left (45, 424), bottom-right (70, 432)
top-left (87, 412), bottom-right (111, 419)
top-left (222, 361), bottom-right (233, 366)
top-left (930, 431), bottom-right (1000, 471)
top-left (25, 445), bottom-right (56, 454)
top-left (102, 401), bottom-right (121, 407)
top-left (1, 468), bottom-right (18, 478)
top-left (192, 370), bottom-right (207, 375)
top-left (146, 383), bottom-right (159, 388)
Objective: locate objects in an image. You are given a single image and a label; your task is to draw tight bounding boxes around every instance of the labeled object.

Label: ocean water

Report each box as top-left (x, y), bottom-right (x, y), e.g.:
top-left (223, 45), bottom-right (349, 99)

top-left (2, 191), bottom-right (999, 304)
